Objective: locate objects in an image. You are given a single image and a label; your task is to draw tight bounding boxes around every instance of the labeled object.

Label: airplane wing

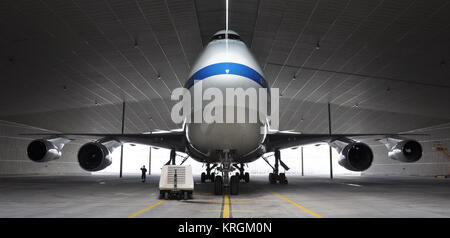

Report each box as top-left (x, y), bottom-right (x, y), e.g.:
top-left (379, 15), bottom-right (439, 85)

top-left (264, 132), bottom-right (426, 151)
top-left (20, 131), bottom-right (186, 152)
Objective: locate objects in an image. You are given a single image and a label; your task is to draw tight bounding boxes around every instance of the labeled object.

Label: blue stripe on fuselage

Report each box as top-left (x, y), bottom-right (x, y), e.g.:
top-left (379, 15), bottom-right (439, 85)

top-left (184, 62), bottom-right (268, 89)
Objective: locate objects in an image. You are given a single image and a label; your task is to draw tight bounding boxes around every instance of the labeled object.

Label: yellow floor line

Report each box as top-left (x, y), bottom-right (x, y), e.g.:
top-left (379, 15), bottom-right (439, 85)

top-left (202, 209), bottom-right (258, 213)
top-left (203, 209), bottom-right (283, 213)
top-left (222, 194), bottom-right (230, 218)
top-left (229, 210), bottom-right (258, 213)
top-left (270, 191), bottom-right (324, 218)
top-left (128, 200), bottom-right (166, 218)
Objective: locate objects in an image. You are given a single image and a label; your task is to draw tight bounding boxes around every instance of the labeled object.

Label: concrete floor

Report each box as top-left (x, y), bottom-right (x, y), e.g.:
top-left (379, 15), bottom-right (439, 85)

top-left (0, 174), bottom-right (449, 218)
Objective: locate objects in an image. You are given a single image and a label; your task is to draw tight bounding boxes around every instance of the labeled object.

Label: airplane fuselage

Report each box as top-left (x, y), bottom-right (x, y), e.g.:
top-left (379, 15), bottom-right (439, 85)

top-left (183, 31), bottom-right (269, 163)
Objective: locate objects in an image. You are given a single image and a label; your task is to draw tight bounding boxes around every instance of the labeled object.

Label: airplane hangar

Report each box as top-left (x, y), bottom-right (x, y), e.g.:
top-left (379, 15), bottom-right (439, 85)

top-left (0, 0), bottom-right (449, 218)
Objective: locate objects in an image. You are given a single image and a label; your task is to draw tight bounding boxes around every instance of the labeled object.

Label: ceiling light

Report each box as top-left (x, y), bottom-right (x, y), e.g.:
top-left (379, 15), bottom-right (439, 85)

top-left (292, 75), bottom-right (296, 81)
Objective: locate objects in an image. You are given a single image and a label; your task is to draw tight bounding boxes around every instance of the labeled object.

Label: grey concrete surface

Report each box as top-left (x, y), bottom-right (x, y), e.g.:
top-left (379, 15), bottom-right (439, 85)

top-left (0, 174), bottom-right (449, 218)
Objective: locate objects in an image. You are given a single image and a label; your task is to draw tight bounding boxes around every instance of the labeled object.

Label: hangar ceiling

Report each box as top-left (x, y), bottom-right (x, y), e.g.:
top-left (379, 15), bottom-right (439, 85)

top-left (0, 0), bottom-right (449, 135)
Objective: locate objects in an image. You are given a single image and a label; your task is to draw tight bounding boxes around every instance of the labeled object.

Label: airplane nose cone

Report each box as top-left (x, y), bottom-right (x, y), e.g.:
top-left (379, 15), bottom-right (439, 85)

top-left (187, 122), bottom-right (264, 157)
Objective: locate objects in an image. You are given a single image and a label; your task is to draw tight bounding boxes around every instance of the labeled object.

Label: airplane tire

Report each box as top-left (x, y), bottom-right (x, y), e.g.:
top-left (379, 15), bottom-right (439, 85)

top-left (183, 191), bottom-right (189, 200)
top-left (269, 173), bottom-right (276, 184)
top-left (230, 175), bottom-right (239, 195)
top-left (164, 192), bottom-right (169, 200)
top-left (201, 172), bottom-right (206, 183)
top-left (214, 176), bottom-right (223, 195)
top-left (211, 172), bottom-right (215, 182)
top-left (244, 172), bottom-right (250, 183)
top-left (280, 173), bottom-right (287, 184)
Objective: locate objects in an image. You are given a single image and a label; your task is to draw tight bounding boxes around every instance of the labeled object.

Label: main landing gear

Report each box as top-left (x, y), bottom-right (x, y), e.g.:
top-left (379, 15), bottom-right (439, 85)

top-left (200, 163), bottom-right (217, 183)
top-left (233, 163), bottom-right (250, 183)
top-left (165, 149), bottom-right (177, 165)
top-left (265, 150), bottom-right (289, 184)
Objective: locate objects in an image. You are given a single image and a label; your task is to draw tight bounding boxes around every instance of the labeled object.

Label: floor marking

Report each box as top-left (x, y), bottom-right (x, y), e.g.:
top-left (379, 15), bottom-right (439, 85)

top-left (337, 182), bottom-right (362, 187)
top-left (270, 191), bottom-right (324, 218)
top-left (203, 209), bottom-right (258, 213)
top-left (229, 210), bottom-right (259, 213)
top-left (183, 198), bottom-right (222, 204)
top-left (346, 183), bottom-right (362, 187)
top-left (229, 198), bottom-right (255, 200)
top-left (222, 194), bottom-right (231, 218)
top-left (230, 201), bottom-right (261, 204)
top-left (202, 209), bottom-right (283, 213)
top-left (128, 200), bottom-right (166, 218)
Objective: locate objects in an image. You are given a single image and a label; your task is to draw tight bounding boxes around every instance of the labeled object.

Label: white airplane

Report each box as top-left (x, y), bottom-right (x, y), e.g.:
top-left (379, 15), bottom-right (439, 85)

top-left (24, 30), bottom-right (423, 195)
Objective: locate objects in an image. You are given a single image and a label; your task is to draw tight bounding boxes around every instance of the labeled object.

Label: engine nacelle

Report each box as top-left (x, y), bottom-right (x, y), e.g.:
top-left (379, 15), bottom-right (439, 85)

top-left (77, 139), bottom-right (121, 172)
top-left (27, 137), bottom-right (71, 162)
top-left (381, 138), bottom-right (422, 163)
top-left (331, 139), bottom-right (373, 172)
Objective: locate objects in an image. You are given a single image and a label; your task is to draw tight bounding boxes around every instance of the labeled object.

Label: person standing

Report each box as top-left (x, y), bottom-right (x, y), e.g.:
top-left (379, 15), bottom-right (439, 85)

top-left (140, 165), bottom-right (147, 183)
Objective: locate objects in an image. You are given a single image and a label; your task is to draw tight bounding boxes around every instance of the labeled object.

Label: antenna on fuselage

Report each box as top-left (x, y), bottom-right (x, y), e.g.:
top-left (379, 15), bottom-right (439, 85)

top-left (225, 0), bottom-right (229, 39)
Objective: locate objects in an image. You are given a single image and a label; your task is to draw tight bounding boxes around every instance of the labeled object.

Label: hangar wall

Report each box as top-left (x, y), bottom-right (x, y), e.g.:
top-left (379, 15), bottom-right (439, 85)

top-left (363, 124), bottom-right (450, 177)
top-left (0, 121), bottom-right (88, 176)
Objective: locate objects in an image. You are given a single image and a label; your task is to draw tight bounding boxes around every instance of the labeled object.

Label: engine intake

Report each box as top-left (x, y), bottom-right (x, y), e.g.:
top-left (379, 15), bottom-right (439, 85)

top-left (331, 139), bottom-right (373, 172)
top-left (27, 140), bottom-right (60, 162)
top-left (27, 137), bottom-right (70, 162)
top-left (388, 140), bottom-right (422, 162)
top-left (338, 142), bottom-right (373, 171)
top-left (78, 139), bottom-right (120, 171)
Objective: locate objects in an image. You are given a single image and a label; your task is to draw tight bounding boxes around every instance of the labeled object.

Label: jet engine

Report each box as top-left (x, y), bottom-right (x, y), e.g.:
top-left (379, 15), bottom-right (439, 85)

top-left (27, 137), bottom-right (71, 162)
top-left (77, 139), bottom-right (121, 171)
top-left (330, 139), bottom-right (373, 172)
top-left (379, 138), bottom-right (422, 162)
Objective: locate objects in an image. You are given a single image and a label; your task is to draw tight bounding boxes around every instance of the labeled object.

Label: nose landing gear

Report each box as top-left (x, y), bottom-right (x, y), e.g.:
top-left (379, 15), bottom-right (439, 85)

top-left (214, 175), bottom-right (223, 195)
top-left (213, 150), bottom-right (243, 195)
top-left (230, 174), bottom-right (239, 195)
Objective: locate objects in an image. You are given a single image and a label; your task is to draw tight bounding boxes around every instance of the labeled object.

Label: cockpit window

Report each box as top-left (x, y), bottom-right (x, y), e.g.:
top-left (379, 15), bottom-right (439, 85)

top-left (210, 33), bottom-right (241, 41)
